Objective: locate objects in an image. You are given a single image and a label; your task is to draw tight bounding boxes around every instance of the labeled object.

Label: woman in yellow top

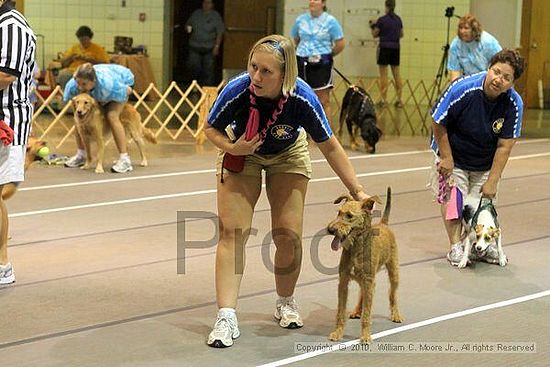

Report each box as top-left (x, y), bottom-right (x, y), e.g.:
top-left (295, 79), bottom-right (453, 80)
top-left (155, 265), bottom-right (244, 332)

top-left (55, 26), bottom-right (110, 87)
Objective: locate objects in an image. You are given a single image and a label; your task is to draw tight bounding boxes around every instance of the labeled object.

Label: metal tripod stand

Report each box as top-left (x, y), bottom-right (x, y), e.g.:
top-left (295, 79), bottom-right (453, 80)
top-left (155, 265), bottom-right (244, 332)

top-left (429, 7), bottom-right (460, 106)
top-left (429, 16), bottom-right (452, 106)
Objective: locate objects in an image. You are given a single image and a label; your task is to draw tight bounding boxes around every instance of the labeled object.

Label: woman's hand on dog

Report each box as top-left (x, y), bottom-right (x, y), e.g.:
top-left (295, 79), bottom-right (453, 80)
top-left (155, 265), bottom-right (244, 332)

top-left (229, 133), bottom-right (263, 156)
top-left (352, 190), bottom-right (370, 201)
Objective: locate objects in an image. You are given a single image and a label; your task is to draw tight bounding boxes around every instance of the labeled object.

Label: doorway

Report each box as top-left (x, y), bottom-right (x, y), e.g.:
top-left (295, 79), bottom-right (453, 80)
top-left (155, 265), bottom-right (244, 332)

top-left (171, 0), bottom-right (277, 86)
top-left (519, 0), bottom-right (550, 108)
top-left (171, 0), bottom-right (225, 86)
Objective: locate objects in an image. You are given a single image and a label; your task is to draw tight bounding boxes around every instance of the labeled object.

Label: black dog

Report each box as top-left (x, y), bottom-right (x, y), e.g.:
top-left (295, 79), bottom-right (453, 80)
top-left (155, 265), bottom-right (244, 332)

top-left (338, 86), bottom-right (381, 154)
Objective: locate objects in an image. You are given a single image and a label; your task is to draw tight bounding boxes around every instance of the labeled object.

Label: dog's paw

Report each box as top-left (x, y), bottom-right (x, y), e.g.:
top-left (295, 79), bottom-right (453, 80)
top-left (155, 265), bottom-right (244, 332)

top-left (328, 329), bottom-right (344, 341)
top-left (359, 334), bottom-right (372, 344)
top-left (390, 310), bottom-right (403, 323)
top-left (95, 166), bottom-right (104, 174)
top-left (499, 255), bottom-right (508, 267)
top-left (81, 164), bottom-right (90, 170)
top-left (140, 159), bottom-right (148, 167)
top-left (457, 258), bottom-right (469, 268)
top-left (349, 311), bottom-right (361, 319)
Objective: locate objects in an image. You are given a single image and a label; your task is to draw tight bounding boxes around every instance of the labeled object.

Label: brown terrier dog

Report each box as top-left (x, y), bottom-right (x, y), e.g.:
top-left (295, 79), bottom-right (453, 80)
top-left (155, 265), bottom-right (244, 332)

top-left (1, 137), bottom-right (47, 200)
top-left (327, 187), bottom-right (403, 343)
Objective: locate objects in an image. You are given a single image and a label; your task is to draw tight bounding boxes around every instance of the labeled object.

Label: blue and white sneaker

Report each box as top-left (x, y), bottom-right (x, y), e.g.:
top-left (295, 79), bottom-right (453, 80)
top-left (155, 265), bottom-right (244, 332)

top-left (64, 154), bottom-right (85, 168)
top-left (0, 262), bottom-right (15, 284)
top-left (274, 297), bottom-right (303, 329)
top-left (207, 310), bottom-right (240, 348)
top-left (111, 158), bottom-right (133, 173)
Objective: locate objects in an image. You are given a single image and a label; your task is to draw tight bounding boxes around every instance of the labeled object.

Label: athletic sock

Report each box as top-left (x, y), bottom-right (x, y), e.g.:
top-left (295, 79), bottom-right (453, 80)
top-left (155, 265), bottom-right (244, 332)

top-left (218, 307), bottom-right (236, 318)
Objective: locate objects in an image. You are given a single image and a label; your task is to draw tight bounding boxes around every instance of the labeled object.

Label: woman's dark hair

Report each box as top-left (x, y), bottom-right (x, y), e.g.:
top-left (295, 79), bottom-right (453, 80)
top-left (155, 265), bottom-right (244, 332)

top-left (75, 26), bottom-right (94, 39)
top-left (385, 0), bottom-right (396, 14)
top-left (489, 49), bottom-right (526, 80)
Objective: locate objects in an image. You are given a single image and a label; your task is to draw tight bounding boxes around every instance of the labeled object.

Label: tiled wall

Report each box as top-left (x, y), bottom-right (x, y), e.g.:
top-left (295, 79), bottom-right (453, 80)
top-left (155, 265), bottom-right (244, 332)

top-left (25, 0), bottom-right (512, 89)
top-left (283, 0), bottom-right (470, 82)
top-left (399, 0), bottom-right (470, 82)
top-left (25, 0), bottom-right (165, 89)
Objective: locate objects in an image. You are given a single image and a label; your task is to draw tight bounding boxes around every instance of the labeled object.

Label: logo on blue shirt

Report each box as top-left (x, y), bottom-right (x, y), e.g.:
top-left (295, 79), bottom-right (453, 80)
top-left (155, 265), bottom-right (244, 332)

top-left (492, 118), bottom-right (504, 134)
top-left (271, 125), bottom-right (294, 140)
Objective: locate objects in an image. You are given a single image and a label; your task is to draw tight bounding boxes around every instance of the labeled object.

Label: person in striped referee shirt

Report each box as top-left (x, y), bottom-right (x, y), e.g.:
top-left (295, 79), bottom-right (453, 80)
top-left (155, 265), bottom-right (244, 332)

top-left (0, 0), bottom-right (36, 284)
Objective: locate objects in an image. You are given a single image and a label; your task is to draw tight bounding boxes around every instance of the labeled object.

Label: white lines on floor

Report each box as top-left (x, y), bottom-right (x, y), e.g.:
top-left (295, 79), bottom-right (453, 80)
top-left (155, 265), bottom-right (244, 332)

top-left (21, 150), bottom-right (430, 192)
top-left (257, 290), bottom-right (550, 367)
top-left (10, 151), bottom-right (550, 218)
top-left (20, 139), bottom-right (549, 193)
top-left (19, 169), bottom-right (216, 192)
top-left (9, 189), bottom-right (217, 218)
top-left (311, 149), bottom-right (431, 163)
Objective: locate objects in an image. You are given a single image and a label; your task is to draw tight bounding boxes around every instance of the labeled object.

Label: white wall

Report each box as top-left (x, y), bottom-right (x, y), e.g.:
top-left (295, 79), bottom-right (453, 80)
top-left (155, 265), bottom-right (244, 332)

top-left (470, 0), bottom-right (522, 49)
top-left (283, 0), bottom-right (471, 81)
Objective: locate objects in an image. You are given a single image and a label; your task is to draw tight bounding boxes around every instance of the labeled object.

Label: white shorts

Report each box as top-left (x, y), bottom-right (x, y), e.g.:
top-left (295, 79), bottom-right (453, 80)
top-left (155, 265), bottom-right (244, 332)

top-left (0, 145), bottom-right (26, 186)
top-left (428, 157), bottom-right (494, 203)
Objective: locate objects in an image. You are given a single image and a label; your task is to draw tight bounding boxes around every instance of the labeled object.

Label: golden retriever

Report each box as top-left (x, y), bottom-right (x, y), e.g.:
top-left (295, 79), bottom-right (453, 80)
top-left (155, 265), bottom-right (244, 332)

top-left (71, 93), bottom-right (157, 173)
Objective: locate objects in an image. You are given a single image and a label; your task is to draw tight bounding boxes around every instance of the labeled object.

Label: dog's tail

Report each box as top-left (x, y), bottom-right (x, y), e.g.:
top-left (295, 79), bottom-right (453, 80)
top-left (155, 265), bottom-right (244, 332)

top-left (142, 128), bottom-right (158, 144)
top-left (380, 187), bottom-right (391, 225)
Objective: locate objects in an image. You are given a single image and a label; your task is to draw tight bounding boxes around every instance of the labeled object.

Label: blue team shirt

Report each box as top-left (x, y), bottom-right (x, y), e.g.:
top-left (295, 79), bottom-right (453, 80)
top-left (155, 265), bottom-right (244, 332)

top-left (291, 12), bottom-right (344, 57)
top-left (431, 72), bottom-right (523, 171)
top-left (447, 31), bottom-right (502, 75)
top-left (64, 64), bottom-right (134, 103)
top-left (208, 72), bottom-right (332, 155)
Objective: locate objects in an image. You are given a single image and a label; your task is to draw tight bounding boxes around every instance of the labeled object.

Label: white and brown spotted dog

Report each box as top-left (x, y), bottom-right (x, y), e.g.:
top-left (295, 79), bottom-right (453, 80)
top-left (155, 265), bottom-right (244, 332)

top-left (327, 187), bottom-right (403, 343)
top-left (458, 197), bottom-right (507, 268)
top-left (71, 93), bottom-right (157, 173)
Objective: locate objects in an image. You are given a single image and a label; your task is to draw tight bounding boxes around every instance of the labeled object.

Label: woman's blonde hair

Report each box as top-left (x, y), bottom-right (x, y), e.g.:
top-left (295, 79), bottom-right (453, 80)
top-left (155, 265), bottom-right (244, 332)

top-left (458, 14), bottom-right (483, 42)
top-left (73, 63), bottom-right (97, 82)
top-left (247, 34), bottom-right (298, 96)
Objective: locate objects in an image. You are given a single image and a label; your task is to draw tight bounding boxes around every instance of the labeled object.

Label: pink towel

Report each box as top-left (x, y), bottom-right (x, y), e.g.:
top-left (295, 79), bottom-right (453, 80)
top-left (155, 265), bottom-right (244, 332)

top-left (445, 185), bottom-right (463, 220)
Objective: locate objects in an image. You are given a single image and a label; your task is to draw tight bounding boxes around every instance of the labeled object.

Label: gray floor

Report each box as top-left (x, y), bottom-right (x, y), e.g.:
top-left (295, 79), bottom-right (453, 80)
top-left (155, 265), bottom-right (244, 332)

top-left (1, 111), bottom-right (549, 366)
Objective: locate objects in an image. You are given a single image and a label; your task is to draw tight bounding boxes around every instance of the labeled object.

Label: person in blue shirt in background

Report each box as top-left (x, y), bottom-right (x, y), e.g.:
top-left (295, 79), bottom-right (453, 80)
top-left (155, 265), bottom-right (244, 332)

top-left (291, 0), bottom-right (345, 129)
top-left (447, 14), bottom-right (502, 82)
top-left (63, 63), bottom-right (135, 173)
top-left (431, 49), bottom-right (524, 266)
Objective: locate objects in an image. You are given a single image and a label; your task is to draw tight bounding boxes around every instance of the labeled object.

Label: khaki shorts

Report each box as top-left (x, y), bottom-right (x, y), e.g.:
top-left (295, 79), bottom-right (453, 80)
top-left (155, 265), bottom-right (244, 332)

top-left (428, 156), bottom-right (495, 202)
top-left (216, 129), bottom-right (312, 179)
top-left (0, 144), bottom-right (26, 186)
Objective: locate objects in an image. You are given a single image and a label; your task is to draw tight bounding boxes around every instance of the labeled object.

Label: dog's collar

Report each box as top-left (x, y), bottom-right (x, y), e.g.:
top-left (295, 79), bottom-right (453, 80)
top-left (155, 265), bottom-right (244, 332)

top-left (471, 199), bottom-right (499, 228)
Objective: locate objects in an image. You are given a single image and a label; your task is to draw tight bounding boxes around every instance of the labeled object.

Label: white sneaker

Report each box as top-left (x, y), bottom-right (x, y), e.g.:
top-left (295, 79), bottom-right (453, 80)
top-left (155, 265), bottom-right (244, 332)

top-left (64, 154), bottom-right (85, 168)
top-left (111, 158), bottom-right (133, 173)
top-left (207, 311), bottom-right (240, 348)
top-left (274, 296), bottom-right (303, 329)
top-left (0, 262), bottom-right (15, 285)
